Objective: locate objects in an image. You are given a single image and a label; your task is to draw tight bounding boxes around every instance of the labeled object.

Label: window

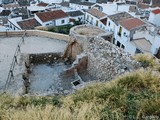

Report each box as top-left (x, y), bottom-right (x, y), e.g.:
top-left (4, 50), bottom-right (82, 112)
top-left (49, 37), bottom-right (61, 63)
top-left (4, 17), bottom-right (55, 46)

top-left (96, 20), bottom-right (98, 26)
top-left (108, 22), bottom-right (110, 26)
top-left (113, 38), bottom-right (116, 44)
top-left (61, 20), bottom-right (65, 24)
top-left (122, 44), bottom-right (125, 49)
top-left (46, 23), bottom-right (49, 26)
top-left (135, 48), bottom-right (142, 54)
top-left (117, 41), bottom-right (121, 47)
top-left (118, 26), bottom-right (122, 37)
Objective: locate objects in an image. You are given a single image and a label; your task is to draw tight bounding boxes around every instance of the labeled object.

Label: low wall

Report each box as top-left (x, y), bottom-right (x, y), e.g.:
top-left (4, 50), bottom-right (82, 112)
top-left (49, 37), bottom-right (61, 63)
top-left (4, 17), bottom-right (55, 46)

top-left (0, 30), bottom-right (70, 42)
top-left (63, 54), bottom-right (88, 77)
top-left (29, 52), bottom-right (62, 64)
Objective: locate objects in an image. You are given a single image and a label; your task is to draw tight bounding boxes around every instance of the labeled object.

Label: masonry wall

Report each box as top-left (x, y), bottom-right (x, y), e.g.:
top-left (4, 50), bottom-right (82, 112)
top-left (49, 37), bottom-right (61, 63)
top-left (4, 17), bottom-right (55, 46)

top-left (84, 37), bottom-right (140, 81)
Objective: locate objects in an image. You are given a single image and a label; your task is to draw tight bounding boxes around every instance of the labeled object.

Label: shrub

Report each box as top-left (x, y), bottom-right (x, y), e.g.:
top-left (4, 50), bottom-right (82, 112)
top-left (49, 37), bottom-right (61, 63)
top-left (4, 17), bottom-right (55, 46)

top-left (133, 54), bottom-right (158, 68)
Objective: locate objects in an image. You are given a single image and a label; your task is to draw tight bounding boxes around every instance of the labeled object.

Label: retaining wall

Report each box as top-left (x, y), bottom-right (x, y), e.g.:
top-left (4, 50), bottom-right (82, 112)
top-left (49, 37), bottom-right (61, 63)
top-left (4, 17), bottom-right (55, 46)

top-left (29, 52), bottom-right (63, 64)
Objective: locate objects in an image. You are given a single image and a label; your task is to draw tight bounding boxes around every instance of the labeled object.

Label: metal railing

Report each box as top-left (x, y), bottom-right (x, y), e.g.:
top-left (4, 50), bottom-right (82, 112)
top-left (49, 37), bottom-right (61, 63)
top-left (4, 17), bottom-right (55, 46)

top-left (4, 31), bottom-right (26, 92)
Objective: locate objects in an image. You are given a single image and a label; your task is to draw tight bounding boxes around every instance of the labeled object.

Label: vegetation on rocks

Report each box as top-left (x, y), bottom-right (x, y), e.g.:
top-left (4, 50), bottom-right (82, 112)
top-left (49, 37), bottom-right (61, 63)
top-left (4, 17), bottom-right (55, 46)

top-left (0, 54), bottom-right (160, 120)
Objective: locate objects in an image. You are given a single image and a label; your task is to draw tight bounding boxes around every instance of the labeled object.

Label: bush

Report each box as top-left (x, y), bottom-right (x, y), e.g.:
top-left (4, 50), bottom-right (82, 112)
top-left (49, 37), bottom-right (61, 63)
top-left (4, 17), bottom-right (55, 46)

top-left (133, 54), bottom-right (158, 68)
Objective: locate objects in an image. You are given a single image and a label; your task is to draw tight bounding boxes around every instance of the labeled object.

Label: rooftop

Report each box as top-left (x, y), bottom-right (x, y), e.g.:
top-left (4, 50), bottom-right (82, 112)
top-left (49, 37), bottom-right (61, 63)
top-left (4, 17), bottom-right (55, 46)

top-left (131, 38), bottom-right (151, 53)
top-left (137, 3), bottom-right (149, 9)
top-left (59, 2), bottom-right (69, 7)
top-left (0, 10), bottom-right (11, 16)
top-left (35, 10), bottom-right (68, 22)
top-left (17, 18), bottom-right (40, 30)
top-left (152, 9), bottom-right (160, 15)
top-left (120, 18), bottom-right (145, 31)
top-left (97, 0), bottom-right (108, 3)
top-left (86, 8), bottom-right (107, 19)
top-left (70, 1), bottom-right (95, 6)
top-left (66, 10), bottom-right (84, 17)
top-left (108, 12), bottom-right (133, 25)
top-left (72, 24), bottom-right (106, 36)
top-left (37, 2), bottom-right (49, 7)
top-left (79, 2), bottom-right (95, 6)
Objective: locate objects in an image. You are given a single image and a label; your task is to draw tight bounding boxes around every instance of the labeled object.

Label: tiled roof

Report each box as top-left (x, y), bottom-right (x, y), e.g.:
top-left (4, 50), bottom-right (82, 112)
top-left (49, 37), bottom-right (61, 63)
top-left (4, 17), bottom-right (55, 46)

top-left (120, 18), bottom-right (145, 31)
top-left (70, 0), bottom-right (81, 3)
top-left (152, 9), bottom-right (160, 14)
top-left (0, 10), bottom-right (11, 16)
top-left (66, 10), bottom-right (84, 17)
top-left (108, 12), bottom-right (133, 25)
top-left (60, 2), bottom-right (69, 7)
top-left (80, 2), bottom-right (95, 6)
top-left (17, 0), bottom-right (30, 6)
top-left (137, 3), bottom-right (149, 9)
top-left (97, 0), bottom-right (107, 4)
top-left (35, 10), bottom-right (68, 22)
top-left (17, 18), bottom-right (40, 30)
top-left (37, 2), bottom-right (48, 7)
top-left (86, 8), bottom-right (107, 19)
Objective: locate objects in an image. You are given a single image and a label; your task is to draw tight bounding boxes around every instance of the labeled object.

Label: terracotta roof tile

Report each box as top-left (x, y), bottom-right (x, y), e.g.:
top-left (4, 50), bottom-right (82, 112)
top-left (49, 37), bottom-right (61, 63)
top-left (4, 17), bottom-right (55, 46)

top-left (86, 8), bottom-right (107, 19)
top-left (0, 10), bottom-right (11, 16)
top-left (36, 10), bottom-right (68, 22)
top-left (120, 18), bottom-right (145, 31)
top-left (17, 18), bottom-right (40, 30)
top-left (152, 9), bottom-right (160, 14)
top-left (37, 2), bottom-right (48, 7)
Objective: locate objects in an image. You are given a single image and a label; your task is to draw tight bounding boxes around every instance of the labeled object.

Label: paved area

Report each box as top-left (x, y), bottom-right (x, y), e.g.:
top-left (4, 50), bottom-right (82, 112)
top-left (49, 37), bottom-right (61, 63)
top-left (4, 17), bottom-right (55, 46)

top-left (0, 36), bottom-right (68, 94)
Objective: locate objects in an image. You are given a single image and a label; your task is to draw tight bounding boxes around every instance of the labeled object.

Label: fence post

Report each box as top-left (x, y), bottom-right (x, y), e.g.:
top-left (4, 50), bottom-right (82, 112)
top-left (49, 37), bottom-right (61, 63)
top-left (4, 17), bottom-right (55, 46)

top-left (10, 70), bottom-right (14, 79)
top-left (14, 56), bottom-right (17, 63)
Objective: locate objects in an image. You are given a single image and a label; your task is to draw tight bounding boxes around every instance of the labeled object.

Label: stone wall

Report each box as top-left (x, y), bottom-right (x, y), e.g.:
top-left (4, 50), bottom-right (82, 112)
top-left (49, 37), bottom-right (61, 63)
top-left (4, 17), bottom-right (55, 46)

top-left (83, 37), bottom-right (140, 81)
top-left (29, 52), bottom-right (63, 64)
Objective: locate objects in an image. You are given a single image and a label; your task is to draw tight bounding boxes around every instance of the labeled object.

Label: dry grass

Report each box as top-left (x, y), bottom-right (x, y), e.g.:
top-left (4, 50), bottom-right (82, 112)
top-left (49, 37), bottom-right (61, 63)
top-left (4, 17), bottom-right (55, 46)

top-left (0, 54), bottom-right (160, 120)
top-left (133, 54), bottom-right (159, 68)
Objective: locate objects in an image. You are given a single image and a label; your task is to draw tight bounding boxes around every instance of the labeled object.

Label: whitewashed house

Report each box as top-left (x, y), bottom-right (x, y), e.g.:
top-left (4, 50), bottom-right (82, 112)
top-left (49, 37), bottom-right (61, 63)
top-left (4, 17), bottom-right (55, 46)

top-left (106, 12), bottom-right (133, 42)
top-left (148, 8), bottom-right (160, 26)
top-left (116, 18), bottom-right (146, 55)
top-left (0, 10), bottom-right (11, 25)
top-left (69, 1), bottom-right (95, 10)
top-left (8, 17), bottom-right (40, 30)
top-left (105, 12), bottom-right (147, 55)
top-left (132, 24), bottom-right (160, 57)
top-left (66, 10), bottom-right (85, 23)
top-left (8, 17), bottom-right (22, 30)
top-left (85, 8), bottom-right (107, 29)
top-left (34, 10), bottom-right (69, 26)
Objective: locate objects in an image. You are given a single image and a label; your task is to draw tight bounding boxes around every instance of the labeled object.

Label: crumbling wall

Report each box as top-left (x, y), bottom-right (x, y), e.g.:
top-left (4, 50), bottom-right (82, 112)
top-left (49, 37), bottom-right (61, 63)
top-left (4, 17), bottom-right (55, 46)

top-left (29, 53), bottom-right (62, 64)
top-left (63, 54), bottom-right (88, 77)
top-left (63, 39), bottom-right (83, 61)
top-left (84, 37), bottom-right (140, 81)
